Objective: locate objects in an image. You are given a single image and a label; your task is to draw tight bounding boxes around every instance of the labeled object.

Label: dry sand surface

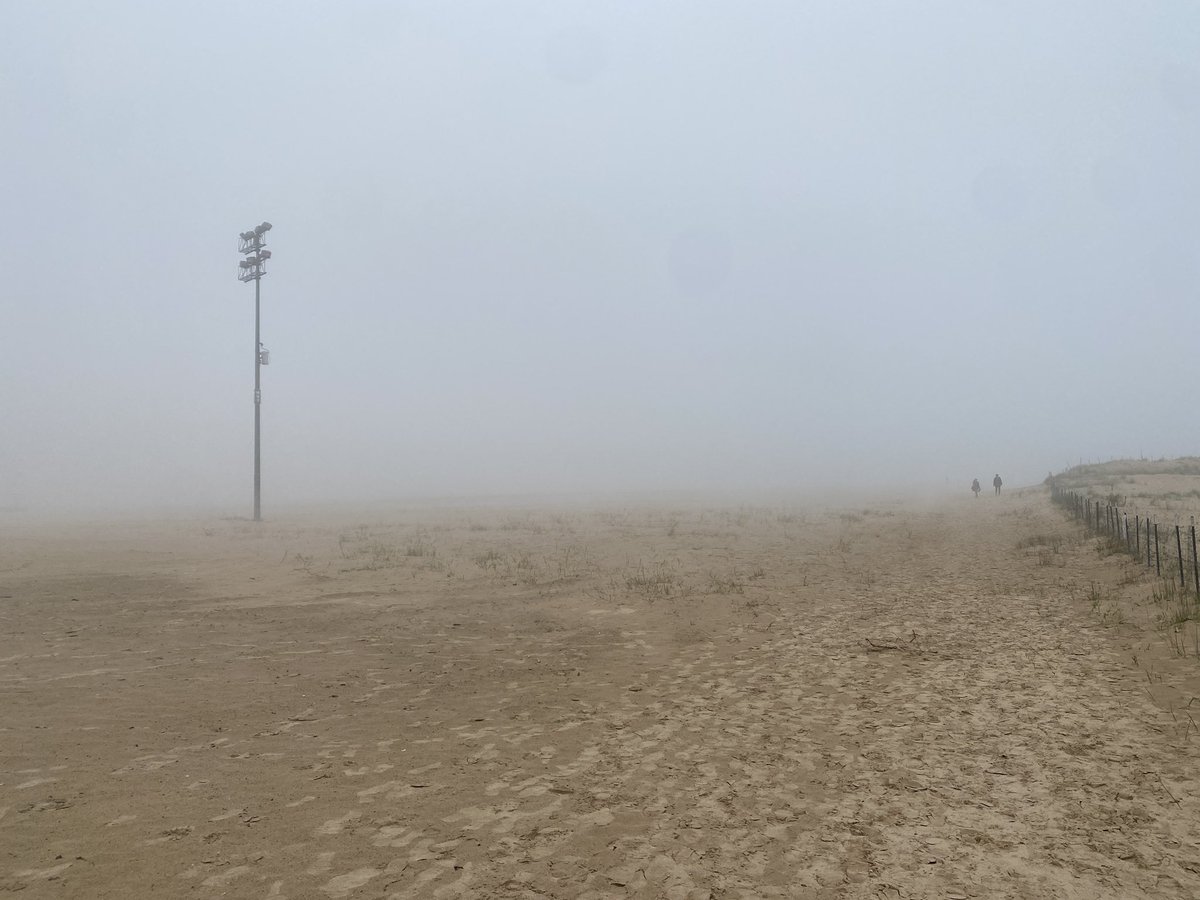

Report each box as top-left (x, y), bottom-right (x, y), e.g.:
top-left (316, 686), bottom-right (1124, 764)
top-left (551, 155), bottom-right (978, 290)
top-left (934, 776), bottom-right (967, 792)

top-left (3, 491), bottom-right (1200, 899)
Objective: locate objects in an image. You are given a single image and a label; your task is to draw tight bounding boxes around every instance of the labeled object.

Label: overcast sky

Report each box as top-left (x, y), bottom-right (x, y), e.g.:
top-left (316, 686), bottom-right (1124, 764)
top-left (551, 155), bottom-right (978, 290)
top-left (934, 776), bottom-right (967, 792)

top-left (3, 1), bottom-right (1199, 512)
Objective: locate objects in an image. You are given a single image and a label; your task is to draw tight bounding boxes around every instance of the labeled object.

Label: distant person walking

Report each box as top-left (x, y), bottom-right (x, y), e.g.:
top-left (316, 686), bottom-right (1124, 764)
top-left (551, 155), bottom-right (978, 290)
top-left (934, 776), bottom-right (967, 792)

top-left (971, 478), bottom-right (981, 498)
top-left (993, 474), bottom-right (1003, 496)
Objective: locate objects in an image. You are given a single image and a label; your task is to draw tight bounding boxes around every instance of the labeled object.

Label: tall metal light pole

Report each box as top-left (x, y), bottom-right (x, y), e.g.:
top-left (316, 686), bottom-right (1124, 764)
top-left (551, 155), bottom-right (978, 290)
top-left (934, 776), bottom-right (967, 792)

top-left (238, 222), bottom-right (272, 521)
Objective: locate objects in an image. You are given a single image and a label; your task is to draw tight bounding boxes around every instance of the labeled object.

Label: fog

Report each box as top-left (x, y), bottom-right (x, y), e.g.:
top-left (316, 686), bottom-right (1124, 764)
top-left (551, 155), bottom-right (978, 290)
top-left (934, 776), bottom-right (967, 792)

top-left (3, 2), bottom-right (1199, 513)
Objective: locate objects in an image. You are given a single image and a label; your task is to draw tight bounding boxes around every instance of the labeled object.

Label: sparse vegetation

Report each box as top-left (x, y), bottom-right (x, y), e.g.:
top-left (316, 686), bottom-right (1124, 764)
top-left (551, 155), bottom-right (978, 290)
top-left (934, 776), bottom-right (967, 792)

top-left (1016, 534), bottom-right (1062, 551)
top-left (473, 549), bottom-right (504, 570)
top-left (1151, 578), bottom-right (1200, 628)
top-left (624, 562), bottom-right (684, 600)
top-left (706, 571), bottom-right (746, 595)
top-left (405, 531), bottom-right (436, 557)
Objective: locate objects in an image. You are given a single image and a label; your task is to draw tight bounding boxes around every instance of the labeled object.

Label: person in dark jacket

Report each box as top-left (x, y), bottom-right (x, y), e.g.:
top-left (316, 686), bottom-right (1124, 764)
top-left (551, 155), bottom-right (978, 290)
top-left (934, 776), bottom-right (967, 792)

top-left (993, 474), bottom-right (1003, 496)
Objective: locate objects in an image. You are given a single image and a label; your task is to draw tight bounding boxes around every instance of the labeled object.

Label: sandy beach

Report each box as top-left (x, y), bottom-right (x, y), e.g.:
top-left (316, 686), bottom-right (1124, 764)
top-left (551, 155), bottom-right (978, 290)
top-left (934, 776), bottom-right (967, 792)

top-left (2, 489), bottom-right (1199, 898)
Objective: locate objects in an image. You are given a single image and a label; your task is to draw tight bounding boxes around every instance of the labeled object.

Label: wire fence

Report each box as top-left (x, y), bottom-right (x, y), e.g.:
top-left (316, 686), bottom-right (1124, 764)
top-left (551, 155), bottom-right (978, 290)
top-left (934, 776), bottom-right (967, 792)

top-left (1051, 484), bottom-right (1200, 592)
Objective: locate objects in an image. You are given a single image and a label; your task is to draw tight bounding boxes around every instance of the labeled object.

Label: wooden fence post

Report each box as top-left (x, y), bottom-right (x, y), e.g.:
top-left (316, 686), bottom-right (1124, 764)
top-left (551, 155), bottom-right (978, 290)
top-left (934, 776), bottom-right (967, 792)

top-left (1177, 525), bottom-right (1186, 589)
top-left (1191, 520), bottom-right (1198, 595)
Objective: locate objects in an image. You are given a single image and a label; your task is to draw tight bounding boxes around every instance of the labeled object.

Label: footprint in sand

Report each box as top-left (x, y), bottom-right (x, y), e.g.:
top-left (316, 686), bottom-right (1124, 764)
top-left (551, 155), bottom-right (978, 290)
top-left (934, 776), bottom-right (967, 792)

top-left (306, 852), bottom-right (335, 875)
top-left (315, 810), bottom-right (361, 836)
top-left (15, 863), bottom-right (72, 880)
top-left (372, 824), bottom-right (421, 848)
top-left (321, 867), bottom-right (380, 897)
top-left (111, 754), bottom-right (177, 775)
top-left (201, 865), bottom-right (252, 888)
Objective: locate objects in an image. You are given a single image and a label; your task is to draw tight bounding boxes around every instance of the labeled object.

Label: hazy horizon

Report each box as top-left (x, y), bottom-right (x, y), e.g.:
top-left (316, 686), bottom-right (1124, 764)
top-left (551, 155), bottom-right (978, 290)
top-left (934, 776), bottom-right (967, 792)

top-left (4, 2), bottom-right (1199, 514)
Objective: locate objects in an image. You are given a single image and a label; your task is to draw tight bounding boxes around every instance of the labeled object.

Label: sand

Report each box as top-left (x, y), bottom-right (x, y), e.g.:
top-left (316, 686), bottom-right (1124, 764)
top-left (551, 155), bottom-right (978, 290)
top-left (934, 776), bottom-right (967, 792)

top-left (2, 490), bottom-right (1200, 898)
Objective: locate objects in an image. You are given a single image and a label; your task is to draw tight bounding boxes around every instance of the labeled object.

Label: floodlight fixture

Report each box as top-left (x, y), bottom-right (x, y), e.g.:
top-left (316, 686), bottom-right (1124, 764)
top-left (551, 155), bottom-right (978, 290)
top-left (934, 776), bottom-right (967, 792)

top-left (237, 255), bottom-right (267, 282)
top-left (239, 233), bottom-right (265, 254)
